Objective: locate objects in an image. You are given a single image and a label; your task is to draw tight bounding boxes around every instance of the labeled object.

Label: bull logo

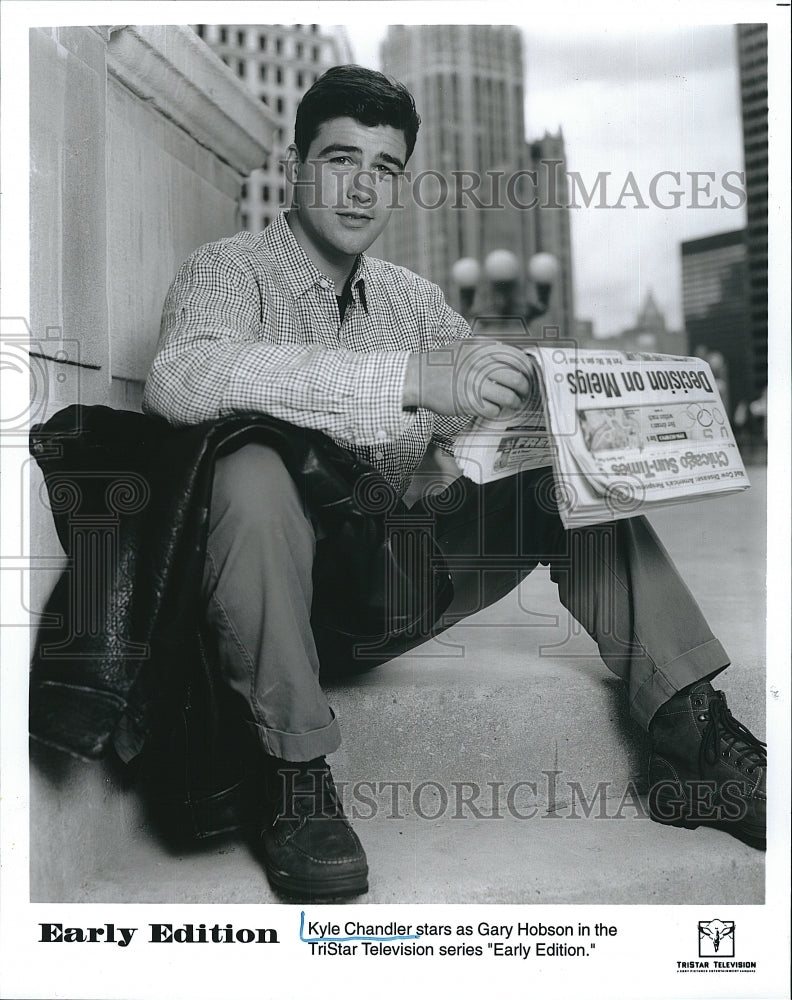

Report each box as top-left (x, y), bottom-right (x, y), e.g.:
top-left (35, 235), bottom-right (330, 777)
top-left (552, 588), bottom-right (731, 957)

top-left (698, 919), bottom-right (735, 957)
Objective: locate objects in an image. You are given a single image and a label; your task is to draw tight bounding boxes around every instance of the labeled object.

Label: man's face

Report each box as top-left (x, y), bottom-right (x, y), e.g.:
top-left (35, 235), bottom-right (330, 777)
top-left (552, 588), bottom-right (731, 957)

top-left (288, 116), bottom-right (407, 261)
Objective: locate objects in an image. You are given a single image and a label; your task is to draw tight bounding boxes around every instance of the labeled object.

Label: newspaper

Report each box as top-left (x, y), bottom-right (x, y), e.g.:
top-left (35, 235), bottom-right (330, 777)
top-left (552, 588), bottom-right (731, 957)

top-left (453, 347), bottom-right (750, 527)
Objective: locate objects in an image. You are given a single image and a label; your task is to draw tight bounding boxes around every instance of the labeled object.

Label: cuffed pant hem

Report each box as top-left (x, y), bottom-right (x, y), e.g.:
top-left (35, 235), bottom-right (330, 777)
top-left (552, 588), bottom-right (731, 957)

top-left (248, 712), bottom-right (342, 762)
top-left (630, 637), bottom-right (730, 730)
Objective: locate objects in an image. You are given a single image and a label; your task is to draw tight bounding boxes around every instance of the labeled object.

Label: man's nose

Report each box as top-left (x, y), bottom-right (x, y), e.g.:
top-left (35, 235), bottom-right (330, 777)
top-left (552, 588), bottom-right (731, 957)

top-left (347, 169), bottom-right (376, 207)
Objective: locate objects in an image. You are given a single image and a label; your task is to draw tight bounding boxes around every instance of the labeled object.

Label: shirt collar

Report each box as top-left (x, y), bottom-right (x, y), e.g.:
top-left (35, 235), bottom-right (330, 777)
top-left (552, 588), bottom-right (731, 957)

top-left (264, 212), bottom-right (371, 311)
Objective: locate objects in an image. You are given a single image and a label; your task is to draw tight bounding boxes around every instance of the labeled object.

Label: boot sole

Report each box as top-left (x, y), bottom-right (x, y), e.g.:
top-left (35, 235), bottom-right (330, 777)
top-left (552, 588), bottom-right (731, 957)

top-left (264, 862), bottom-right (369, 901)
top-left (649, 810), bottom-right (766, 851)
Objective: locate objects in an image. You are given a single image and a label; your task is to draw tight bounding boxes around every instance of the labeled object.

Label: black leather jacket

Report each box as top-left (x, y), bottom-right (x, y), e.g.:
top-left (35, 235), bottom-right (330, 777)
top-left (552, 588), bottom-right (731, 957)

top-left (30, 405), bottom-right (452, 837)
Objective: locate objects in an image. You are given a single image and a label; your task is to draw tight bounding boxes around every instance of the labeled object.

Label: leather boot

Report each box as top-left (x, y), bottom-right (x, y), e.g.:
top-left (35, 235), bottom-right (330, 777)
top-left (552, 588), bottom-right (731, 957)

top-left (648, 681), bottom-right (766, 849)
top-left (253, 756), bottom-right (369, 899)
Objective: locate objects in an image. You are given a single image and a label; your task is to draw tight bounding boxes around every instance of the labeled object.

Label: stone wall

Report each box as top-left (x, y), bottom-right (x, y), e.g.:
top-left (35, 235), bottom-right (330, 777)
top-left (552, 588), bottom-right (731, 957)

top-left (28, 24), bottom-right (275, 900)
top-left (30, 24), bottom-right (274, 412)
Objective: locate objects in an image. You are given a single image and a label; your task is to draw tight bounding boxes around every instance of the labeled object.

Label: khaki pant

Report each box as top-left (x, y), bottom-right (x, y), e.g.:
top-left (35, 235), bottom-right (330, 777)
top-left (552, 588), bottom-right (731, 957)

top-left (202, 444), bottom-right (728, 761)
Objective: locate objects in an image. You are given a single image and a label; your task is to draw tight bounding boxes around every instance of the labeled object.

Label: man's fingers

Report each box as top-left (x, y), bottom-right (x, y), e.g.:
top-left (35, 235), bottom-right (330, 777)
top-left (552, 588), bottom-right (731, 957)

top-left (478, 400), bottom-right (503, 420)
top-left (487, 367), bottom-right (532, 395)
top-left (414, 339), bottom-right (537, 417)
top-left (480, 381), bottom-right (525, 413)
top-left (487, 343), bottom-right (533, 370)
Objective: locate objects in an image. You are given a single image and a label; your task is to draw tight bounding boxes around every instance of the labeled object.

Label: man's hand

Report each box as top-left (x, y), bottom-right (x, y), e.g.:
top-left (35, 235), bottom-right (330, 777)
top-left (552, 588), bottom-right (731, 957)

top-left (403, 339), bottom-right (538, 420)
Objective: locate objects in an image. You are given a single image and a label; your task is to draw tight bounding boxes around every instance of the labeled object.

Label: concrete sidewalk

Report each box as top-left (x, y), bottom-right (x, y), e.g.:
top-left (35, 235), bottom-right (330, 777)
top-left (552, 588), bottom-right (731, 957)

top-left (71, 807), bottom-right (764, 906)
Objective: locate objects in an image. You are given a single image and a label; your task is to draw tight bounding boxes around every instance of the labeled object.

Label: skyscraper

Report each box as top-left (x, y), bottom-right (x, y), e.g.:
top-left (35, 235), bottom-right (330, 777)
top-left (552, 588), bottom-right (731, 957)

top-left (378, 24), bottom-right (576, 337)
top-left (736, 23), bottom-right (768, 398)
top-left (527, 129), bottom-right (576, 337)
top-left (378, 26), bottom-right (526, 286)
top-left (681, 229), bottom-right (751, 417)
top-left (193, 24), bottom-right (351, 232)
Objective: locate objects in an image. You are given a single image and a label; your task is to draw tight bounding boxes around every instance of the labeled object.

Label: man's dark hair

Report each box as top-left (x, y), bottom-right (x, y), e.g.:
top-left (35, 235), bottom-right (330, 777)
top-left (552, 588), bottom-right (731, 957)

top-left (294, 65), bottom-right (421, 164)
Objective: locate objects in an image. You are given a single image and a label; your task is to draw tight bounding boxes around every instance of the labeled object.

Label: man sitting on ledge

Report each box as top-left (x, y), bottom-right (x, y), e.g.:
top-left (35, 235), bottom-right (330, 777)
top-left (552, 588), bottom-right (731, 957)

top-left (142, 65), bottom-right (766, 900)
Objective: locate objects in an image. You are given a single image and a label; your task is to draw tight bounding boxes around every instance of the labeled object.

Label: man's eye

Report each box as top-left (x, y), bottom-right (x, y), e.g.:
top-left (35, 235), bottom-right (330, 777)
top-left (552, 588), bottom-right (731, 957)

top-left (329, 156), bottom-right (354, 166)
top-left (375, 165), bottom-right (398, 177)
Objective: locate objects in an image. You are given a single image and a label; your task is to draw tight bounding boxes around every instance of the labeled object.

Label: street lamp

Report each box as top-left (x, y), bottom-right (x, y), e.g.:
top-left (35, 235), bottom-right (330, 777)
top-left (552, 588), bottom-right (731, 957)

top-left (525, 252), bottom-right (559, 322)
top-left (451, 257), bottom-right (481, 319)
top-left (484, 249), bottom-right (520, 317)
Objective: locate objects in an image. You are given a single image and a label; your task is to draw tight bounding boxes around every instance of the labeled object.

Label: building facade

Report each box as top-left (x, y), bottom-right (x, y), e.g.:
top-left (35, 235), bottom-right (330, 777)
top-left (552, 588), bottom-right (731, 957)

top-left (193, 23), bottom-right (351, 232)
top-left (736, 23), bottom-right (768, 398)
top-left (681, 229), bottom-right (752, 418)
top-left (527, 130), bottom-right (576, 337)
top-left (377, 24), bottom-right (576, 338)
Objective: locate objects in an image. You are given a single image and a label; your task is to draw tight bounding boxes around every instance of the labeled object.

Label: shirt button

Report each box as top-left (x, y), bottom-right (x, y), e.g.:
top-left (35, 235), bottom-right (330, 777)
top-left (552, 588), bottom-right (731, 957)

top-left (374, 450), bottom-right (384, 461)
top-left (375, 430), bottom-right (388, 442)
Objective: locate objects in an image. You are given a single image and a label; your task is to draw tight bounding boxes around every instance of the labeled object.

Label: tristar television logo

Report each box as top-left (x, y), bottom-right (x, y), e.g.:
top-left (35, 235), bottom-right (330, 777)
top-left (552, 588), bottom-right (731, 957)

top-left (677, 919), bottom-right (755, 973)
top-left (698, 919), bottom-right (735, 957)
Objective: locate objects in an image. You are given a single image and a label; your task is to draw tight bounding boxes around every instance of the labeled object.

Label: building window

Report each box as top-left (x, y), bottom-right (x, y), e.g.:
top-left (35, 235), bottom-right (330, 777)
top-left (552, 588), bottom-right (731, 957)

top-left (219, 27), bottom-right (227, 44)
top-left (259, 34), bottom-right (267, 51)
top-left (312, 45), bottom-right (320, 61)
top-left (241, 212), bottom-right (249, 229)
top-left (237, 60), bottom-right (245, 78)
top-left (311, 24), bottom-right (319, 33)
top-left (276, 67), bottom-right (283, 84)
top-left (259, 64), bottom-right (267, 81)
top-left (241, 182), bottom-right (248, 198)
top-left (276, 37), bottom-right (282, 54)
top-left (296, 42), bottom-right (304, 58)
top-left (196, 25), bottom-right (205, 39)
top-left (276, 97), bottom-right (284, 114)
top-left (279, 185), bottom-right (285, 204)
top-left (237, 30), bottom-right (246, 47)
top-left (262, 184), bottom-right (271, 201)
top-left (297, 70), bottom-right (304, 88)
top-left (260, 94), bottom-right (268, 105)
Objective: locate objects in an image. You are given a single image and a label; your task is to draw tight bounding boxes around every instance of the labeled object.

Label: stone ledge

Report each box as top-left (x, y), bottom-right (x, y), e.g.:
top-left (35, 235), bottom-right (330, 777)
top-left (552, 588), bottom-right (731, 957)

top-left (105, 24), bottom-right (275, 175)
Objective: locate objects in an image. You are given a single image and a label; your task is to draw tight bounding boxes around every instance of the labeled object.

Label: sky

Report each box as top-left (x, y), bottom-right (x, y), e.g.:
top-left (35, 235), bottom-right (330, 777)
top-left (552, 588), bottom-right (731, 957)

top-left (344, 21), bottom-right (747, 335)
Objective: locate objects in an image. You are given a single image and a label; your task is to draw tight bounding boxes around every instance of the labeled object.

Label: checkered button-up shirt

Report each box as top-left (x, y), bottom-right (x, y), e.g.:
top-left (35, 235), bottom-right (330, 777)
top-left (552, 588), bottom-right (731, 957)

top-left (143, 213), bottom-right (472, 495)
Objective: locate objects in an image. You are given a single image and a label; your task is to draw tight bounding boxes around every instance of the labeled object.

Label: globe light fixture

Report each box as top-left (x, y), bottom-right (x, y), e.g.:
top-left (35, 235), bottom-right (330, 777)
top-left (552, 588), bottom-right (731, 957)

top-left (527, 252), bottom-right (559, 285)
top-left (525, 251), bottom-right (559, 323)
top-left (451, 257), bottom-right (481, 289)
top-left (484, 249), bottom-right (520, 283)
top-left (451, 257), bottom-right (481, 318)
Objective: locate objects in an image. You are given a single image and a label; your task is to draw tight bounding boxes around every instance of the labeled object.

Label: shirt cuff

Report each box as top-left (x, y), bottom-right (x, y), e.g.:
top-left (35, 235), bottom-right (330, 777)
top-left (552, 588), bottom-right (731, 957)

top-left (349, 351), bottom-right (416, 445)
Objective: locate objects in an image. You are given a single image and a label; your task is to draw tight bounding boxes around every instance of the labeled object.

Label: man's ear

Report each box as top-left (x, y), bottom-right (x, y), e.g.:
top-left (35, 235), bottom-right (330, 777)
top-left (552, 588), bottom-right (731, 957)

top-left (285, 145), bottom-right (301, 185)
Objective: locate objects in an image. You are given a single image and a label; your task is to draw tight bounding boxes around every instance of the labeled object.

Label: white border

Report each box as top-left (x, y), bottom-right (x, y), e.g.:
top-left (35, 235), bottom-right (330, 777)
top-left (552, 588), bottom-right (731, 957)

top-left (2, 3), bottom-right (789, 999)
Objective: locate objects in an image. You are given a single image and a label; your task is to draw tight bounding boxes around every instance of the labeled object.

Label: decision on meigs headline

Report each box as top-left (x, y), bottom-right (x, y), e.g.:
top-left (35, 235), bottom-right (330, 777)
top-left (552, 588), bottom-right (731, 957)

top-left (36, 916), bottom-right (619, 961)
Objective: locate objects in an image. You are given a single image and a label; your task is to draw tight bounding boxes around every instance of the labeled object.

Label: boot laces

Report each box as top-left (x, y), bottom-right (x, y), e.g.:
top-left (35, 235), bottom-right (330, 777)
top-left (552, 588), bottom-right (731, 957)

top-left (700, 693), bottom-right (767, 774)
top-left (288, 760), bottom-right (343, 818)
